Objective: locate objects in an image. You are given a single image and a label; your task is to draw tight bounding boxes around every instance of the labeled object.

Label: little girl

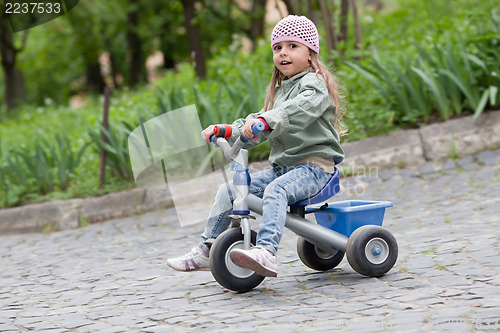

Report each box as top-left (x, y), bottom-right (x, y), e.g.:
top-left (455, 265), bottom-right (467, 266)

top-left (167, 15), bottom-right (345, 277)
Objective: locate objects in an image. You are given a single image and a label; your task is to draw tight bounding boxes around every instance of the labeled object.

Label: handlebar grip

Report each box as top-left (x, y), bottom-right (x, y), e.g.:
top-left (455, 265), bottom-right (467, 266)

top-left (252, 121), bottom-right (265, 135)
top-left (241, 121), bottom-right (265, 143)
top-left (201, 130), bottom-right (217, 143)
top-left (203, 121), bottom-right (264, 144)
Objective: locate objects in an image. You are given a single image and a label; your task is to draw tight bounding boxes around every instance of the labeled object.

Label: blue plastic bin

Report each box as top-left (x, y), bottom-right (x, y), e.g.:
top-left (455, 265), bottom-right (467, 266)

top-left (306, 200), bottom-right (393, 237)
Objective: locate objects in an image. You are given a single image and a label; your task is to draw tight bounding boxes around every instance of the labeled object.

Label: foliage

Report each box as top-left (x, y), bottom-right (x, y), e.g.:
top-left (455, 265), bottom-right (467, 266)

top-left (467, 7), bottom-right (500, 117)
top-left (88, 123), bottom-right (134, 181)
top-left (0, 134), bottom-right (88, 207)
top-left (1, 0), bottom-right (500, 209)
top-left (362, 0), bottom-right (499, 52)
top-left (339, 65), bottom-right (397, 141)
top-left (17, 14), bottom-right (85, 105)
top-left (344, 9), bottom-right (500, 125)
top-left (3, 0), bottom-right (258, 107)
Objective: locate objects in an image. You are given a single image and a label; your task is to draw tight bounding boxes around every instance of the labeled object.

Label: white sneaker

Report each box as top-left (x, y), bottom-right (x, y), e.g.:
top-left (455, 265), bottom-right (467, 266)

top-left (167, 246), bottom-right (210, 272)
top-left (229, 246), bottom-right (278, 277)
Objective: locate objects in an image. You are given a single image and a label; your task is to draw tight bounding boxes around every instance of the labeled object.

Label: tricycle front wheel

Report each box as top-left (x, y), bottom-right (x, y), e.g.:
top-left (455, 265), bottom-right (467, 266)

top-left (209, 228), bottom-right (265, 292)
top-left (346, 225), bottom-right (398, 277)
top-left (297, 236), bottom-right (344, 271)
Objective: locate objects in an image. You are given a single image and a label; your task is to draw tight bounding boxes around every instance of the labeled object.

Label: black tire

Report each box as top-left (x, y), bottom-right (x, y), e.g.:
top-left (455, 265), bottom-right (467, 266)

top-left (209, 228), bottom-right (265, 292)
top-left (297, 236), bottom-right (345, 271)
top-left (346, 225), bottom-right (398, 277)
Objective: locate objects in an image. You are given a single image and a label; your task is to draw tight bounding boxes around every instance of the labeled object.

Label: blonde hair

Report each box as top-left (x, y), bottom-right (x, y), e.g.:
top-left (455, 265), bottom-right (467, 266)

top-left (263, 51), bottom-right (347, 136)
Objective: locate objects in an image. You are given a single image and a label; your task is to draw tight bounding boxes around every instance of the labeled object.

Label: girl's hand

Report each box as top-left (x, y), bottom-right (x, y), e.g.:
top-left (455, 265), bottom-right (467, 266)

top-left (202, 125), bottom-right (216, 143)
top-left (242, 119), bottom-right (260, 141)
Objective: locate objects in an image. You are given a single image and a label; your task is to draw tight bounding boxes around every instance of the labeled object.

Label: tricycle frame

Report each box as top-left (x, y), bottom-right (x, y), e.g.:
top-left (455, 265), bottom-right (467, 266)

top-left (206, 122), bottom-right (397, 292)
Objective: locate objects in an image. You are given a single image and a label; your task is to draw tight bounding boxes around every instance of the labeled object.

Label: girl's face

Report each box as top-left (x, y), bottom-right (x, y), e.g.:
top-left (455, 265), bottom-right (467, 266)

top-left (272, 41), bottom-right (311, 78)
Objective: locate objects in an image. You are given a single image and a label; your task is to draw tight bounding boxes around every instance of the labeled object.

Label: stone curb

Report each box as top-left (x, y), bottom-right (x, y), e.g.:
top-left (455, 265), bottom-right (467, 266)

top-left (1, 111), bottom-right (498, 235)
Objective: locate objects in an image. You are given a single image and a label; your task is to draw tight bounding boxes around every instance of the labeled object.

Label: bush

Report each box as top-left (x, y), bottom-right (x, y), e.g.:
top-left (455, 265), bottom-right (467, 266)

top-left (0, 134), bottom-right (88, 207)
top-left (344, 9), bottom-right (500, 125)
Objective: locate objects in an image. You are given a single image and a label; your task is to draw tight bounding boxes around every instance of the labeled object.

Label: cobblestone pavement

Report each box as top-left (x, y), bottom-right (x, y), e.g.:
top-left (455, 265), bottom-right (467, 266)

top-left (1, 150), bottom-right (500, 333)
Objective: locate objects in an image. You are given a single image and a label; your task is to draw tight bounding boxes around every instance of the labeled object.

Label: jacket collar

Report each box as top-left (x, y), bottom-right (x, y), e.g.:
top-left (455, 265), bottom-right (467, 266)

top-left (281, 70), bottom-right (310, 89)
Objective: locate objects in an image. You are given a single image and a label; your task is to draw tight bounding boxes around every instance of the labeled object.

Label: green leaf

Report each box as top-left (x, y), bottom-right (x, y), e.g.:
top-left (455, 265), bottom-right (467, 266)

top-left (473, 89), bottom-right (490, 120)
top-left (465, 53), bottom-right (488, 73)
top-left (490, 85), bottom-right (499, 105)
top-left (440, 69), bottom-right (478, 109)
top-left (344, 62), bottom-right (389, 101)
top-left (412, 67), bottom-right (451, 120)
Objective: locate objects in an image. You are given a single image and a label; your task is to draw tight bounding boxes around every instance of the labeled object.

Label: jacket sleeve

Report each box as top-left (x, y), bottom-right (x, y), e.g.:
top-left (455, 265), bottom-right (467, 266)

top-left (227, 109), bottom-right (268, 148)
top-left (258, 75), bottom-right (333, 139)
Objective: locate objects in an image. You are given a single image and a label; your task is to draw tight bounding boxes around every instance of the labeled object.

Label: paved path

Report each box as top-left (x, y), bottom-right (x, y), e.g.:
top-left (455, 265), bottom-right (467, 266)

top-left (1, 150), bottom-right (500, 332)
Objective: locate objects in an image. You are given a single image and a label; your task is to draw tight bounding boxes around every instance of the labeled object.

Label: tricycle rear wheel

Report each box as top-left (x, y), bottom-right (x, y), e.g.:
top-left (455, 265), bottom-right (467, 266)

top-left (346, 225), bottom-right (398, 277)
top-left (297, 236), bottom-right (344, 271)
top-left (209, 228), bottom-right (265, 292)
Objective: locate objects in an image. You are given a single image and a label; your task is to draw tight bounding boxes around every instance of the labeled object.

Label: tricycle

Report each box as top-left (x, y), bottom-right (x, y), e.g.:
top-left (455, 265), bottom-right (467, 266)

top-left (206, 121), bottom-right (398, 292)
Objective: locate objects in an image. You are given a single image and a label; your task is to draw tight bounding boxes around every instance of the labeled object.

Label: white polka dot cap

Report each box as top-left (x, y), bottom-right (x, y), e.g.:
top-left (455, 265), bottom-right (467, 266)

top-left (271, 15), bottom-right (319, 53)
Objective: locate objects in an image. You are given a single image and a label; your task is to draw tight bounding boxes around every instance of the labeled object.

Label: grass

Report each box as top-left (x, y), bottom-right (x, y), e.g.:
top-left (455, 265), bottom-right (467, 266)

top-left (392, 160), bottom-right (407, 169)
top-left (79, 217), bottom-right (90, 228)
top-left (42, 223), bottom-right (53, 233)
top-left (448, 135), bottom-right (461, 159)
top-left (421, 246), bottom-right (436, 254)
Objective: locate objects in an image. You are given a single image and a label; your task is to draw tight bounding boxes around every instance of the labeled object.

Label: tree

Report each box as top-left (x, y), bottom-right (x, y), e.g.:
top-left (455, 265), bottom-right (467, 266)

top-left (159, 21), bottom-right (177, 70)
top-left (202, 0), bottom-right (267, 52)
top-left (302, 0), bottom-right (364, 59)
top-left (64, 2), bottom-right (107, 93)
top-left (250, 0), bottom-right (267, 47)
top-left (181, 0), bottom-right (206, 78)
top-left (0, 12), bottom-right (27, 111)
top-left (307, 0), bottom-right (317, 24)
top-left (351, 0), bottom-right (362, 50)
top-left (339, 0), bottom-right (349, 45)
top-left (283, 0), bottom-right (297, 15)
top-left (126, 0), bottom-right (146, 87)
top-left (318, 0), bottom-right (337, 60)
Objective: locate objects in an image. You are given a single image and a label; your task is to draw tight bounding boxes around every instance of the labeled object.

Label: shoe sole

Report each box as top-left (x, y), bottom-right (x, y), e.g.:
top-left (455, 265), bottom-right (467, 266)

top-left (229, 250), bottom-right (277, 277)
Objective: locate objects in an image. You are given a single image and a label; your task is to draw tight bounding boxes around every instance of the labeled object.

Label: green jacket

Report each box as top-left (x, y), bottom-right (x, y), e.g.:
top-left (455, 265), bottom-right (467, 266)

top-left (228, 71), bottom-right (344, 172)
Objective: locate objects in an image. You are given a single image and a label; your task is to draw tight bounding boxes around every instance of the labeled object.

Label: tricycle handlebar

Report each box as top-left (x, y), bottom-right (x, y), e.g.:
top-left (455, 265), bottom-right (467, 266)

top-left (203, 121), bottom-right (265, 162)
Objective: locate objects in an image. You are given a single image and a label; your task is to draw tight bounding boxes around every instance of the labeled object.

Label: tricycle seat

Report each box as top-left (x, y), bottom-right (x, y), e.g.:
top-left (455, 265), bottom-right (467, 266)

top-left (291, 168), bottom-right (340, 207)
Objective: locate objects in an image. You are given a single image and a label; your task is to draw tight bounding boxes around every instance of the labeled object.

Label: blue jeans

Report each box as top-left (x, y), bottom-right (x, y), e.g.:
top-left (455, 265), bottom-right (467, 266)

top-left (200, 164), bottom-right (331, 255)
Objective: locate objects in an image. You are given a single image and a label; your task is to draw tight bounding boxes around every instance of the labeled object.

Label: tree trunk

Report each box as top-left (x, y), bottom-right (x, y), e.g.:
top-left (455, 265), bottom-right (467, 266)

top-left (297, 0), bottom-right (303, 15)
top-left (283, 0), bottom-right (297, 15)
top-left (339, 0), bottom-right (349, 43)
top-left (306, 0), bottom-right (317, 24)
top-left (181, 0), bottom-right (206, 78)
top-left (3, 66), bottom-right (26, 111)
top-left (161, 43), bottom-right (176, 70)
top-left (63, 4), bottom-right (109, 94)
top-left (351, 0), bottom-right (362, 50)
top-left (0, 13), bottom-right (27, 111)
top-left (250, 0), bottom-right (266, 48)
top-left (318, 0), bottom-right (337, 58)
top-left (160, 22), bottom-right (176, 70)
top-left (127, 0), bottom-right (144, 87)
top-left (108, 51), bottom-right (120, 88)
top-left (86, 62), bottom-right (106, 93)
